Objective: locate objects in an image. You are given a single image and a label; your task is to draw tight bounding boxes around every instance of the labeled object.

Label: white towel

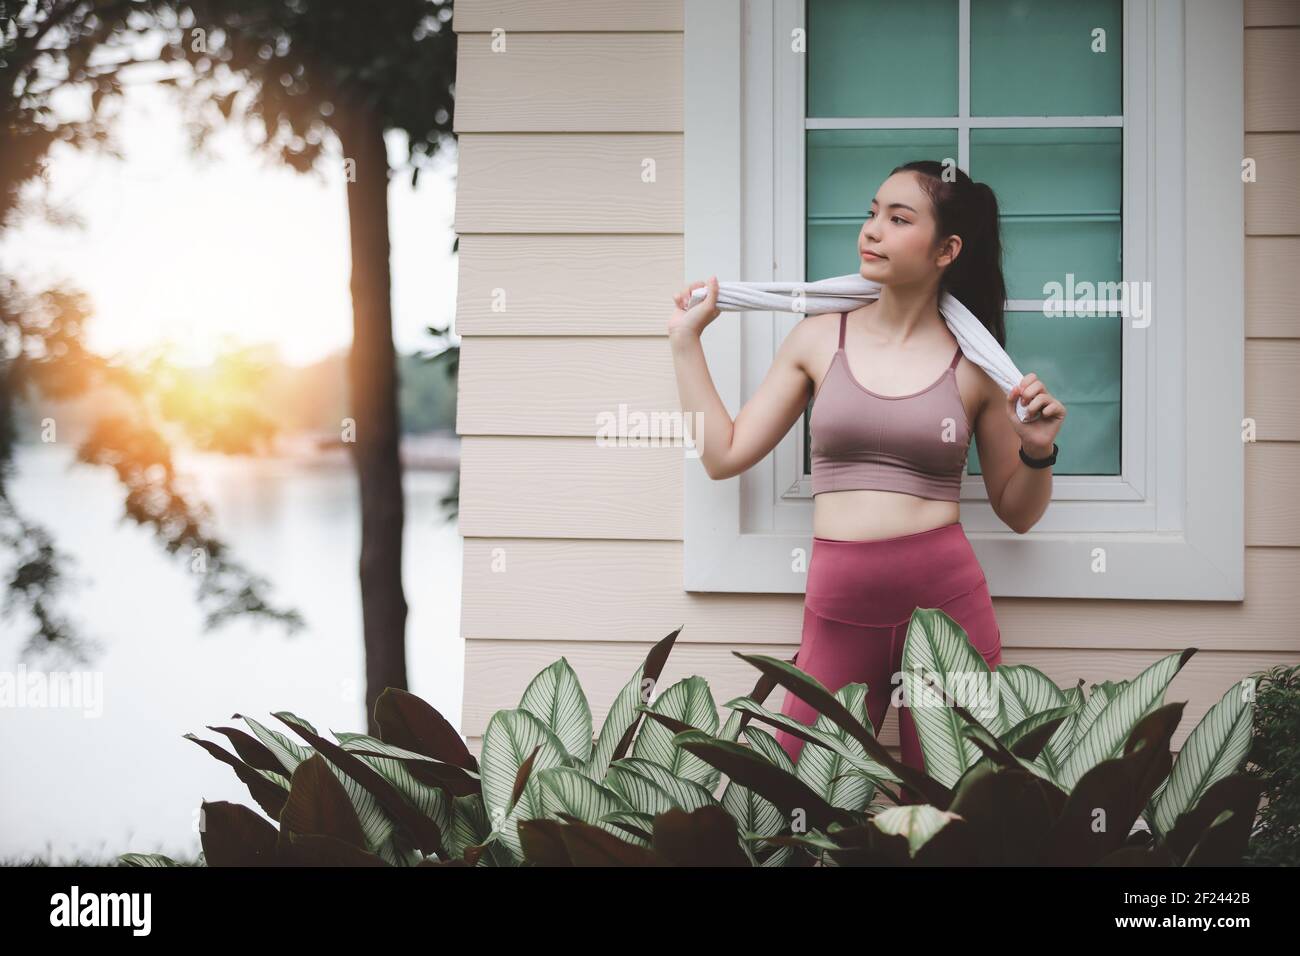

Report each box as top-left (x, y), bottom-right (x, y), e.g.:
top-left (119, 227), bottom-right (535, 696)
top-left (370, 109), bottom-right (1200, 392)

top-left (690, 273), bottom-right (1034, 422)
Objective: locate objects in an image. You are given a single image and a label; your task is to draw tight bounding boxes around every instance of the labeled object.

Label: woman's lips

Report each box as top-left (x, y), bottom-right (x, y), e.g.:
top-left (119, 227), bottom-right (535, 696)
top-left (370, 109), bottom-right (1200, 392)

top-left (861, 250), bottom-right (886, 260)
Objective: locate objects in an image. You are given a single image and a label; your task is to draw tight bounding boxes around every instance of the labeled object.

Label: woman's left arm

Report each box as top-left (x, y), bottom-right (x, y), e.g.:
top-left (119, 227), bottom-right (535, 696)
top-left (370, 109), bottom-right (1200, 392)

top-left (971, 371), bottom-right (1067, 534)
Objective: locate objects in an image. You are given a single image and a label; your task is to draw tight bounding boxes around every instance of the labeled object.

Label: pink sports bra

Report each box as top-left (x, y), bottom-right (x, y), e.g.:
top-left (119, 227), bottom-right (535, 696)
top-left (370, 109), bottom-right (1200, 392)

top-left (809, 311), bottom-right (972, 501)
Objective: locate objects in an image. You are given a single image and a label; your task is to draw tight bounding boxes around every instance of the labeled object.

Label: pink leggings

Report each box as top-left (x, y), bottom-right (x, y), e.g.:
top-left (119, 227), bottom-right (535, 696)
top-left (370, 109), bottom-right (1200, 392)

top-left (773, 521), bottom-right (1002, 791)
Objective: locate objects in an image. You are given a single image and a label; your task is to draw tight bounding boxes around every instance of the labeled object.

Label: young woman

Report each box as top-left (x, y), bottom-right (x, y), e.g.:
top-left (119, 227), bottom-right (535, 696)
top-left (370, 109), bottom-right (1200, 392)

top-left (667, 160), bottom-right (1066, 783)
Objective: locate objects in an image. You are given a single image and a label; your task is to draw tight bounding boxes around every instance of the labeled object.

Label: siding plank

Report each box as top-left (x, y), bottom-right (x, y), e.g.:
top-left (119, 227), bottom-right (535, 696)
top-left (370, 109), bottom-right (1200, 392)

top-left (455, 234), bottom-right (682, 335)
top-left (454, 134), bottom-right (683, 233)
top-left (1244, 133), bottom-right (1300, 234)
top-left (1245, 28), bottom-right (1300, 130)
top-left (1244, 340), bottom-right (1300, 440)
top-left (1246, 0), bottom-right (1300, 27)
top-left (453, 0), bottom-right (682, 32)
top-left (454, 33), bottom-right (681, 131)
top-left (458, 436), bottom-right (682, 539)
top-left (1246, 237), bottom-right (1300, 336)
top-left (457, 337), bottom-right (678, 435)
top-left (1246, 442), bottom-right (1300, 544)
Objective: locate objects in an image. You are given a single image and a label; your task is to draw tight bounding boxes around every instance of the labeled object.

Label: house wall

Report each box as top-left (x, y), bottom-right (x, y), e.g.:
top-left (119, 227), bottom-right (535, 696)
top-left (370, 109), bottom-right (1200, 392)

top-left (450, 0), bottom-right (1300, 761)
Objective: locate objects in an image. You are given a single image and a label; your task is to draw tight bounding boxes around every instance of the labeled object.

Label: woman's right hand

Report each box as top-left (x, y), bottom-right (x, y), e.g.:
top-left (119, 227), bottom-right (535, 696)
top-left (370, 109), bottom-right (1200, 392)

top-left (668, 276), bottom-right (721, 338)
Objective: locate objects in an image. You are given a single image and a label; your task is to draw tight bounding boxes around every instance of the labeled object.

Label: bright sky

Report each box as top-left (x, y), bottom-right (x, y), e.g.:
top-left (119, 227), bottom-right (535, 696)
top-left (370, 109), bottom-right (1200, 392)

top-left (0, 64), bottom-right (458, 367)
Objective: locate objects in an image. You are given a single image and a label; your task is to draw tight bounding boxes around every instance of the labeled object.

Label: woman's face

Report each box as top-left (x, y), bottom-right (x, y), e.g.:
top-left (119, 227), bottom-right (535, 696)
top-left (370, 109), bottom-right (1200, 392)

top-left (857, 171), bottom-right (960, 287)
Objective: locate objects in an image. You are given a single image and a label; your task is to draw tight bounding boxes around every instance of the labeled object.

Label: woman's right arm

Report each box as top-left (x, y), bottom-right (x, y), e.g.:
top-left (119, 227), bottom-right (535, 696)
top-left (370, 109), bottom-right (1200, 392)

top-left (669, 277), bottom-right (817, 481)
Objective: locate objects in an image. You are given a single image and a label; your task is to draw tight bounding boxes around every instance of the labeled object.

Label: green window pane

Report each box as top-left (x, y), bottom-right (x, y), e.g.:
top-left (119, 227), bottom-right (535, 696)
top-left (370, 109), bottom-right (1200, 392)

top-left (968, 311), bottom-right (1121, 477)
top-left (972, 127), bottom-right (1122, 301)
top-left (807, 128), bottom-right (959, 281)
top-left (807, 0), bottom-right (958, 118)
top-left (971, 0), bottom-right (1123, 116)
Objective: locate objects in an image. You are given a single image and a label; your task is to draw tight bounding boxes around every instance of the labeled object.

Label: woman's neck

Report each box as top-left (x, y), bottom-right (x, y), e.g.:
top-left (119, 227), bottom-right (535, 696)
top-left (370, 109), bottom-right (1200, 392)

top-left (856, 279), bottom-right (946, 347)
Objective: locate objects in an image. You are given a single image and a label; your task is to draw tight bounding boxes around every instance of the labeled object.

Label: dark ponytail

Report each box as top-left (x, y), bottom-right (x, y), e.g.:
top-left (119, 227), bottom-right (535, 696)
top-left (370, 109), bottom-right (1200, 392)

top-left (889, 160), bottom-right (1008, 348)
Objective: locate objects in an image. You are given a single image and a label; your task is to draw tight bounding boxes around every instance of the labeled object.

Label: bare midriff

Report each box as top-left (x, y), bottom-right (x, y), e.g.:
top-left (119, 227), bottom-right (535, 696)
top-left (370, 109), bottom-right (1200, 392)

top-left (812, 489), bottom-right (959, 542)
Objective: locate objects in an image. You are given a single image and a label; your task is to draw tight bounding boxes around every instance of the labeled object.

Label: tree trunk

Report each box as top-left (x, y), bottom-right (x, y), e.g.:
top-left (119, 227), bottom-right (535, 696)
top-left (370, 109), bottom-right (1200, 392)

top-left (337, 105), bottom-right (408, 736)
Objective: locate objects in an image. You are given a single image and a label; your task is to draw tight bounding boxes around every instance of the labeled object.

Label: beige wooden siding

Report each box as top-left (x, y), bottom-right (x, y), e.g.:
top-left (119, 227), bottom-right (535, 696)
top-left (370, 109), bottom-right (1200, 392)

top-left (451, 0), bottom-right (1300, 760)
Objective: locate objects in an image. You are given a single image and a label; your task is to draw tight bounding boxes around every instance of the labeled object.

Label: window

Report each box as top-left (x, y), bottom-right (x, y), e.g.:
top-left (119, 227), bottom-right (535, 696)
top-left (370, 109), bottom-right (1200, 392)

top-left (684, 0), bottom-right (1244, 600)
top-left (800, 0), bottom-right (1125, 483)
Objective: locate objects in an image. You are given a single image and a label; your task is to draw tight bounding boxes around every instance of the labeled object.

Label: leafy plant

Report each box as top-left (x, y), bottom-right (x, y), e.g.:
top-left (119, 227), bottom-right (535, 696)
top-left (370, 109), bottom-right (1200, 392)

top-left (1240, 663), bottom-right (1300, 865)
top-left (122, 613), bottom-right (1264, 866)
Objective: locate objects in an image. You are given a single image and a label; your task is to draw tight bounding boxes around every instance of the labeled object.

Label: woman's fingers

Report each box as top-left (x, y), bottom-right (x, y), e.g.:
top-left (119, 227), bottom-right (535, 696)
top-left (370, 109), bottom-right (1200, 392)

top-left (675, 280), bottom-right (708, 306)
top-left (1026, 393), bottom-right (1055, 416)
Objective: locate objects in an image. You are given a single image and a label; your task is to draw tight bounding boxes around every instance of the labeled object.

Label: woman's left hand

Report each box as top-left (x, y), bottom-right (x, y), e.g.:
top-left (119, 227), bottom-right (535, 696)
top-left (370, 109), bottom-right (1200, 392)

top-left (1008, 373), bottom-right (1066, 456)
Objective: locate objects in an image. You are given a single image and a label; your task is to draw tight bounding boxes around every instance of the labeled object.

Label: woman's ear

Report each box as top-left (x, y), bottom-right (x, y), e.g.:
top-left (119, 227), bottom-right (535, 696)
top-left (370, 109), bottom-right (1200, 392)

top-left (936, 234), bottom-right (962, 268)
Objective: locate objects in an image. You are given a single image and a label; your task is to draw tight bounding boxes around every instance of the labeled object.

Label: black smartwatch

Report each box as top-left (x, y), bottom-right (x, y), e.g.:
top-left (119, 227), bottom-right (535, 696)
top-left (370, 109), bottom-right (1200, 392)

top-left (1019, 442), bottom-right (1058, 468)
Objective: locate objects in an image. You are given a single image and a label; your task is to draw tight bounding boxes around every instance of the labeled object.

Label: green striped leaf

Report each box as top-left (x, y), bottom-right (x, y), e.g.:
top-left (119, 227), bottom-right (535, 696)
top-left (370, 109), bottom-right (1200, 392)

top-left (118, 853), bottom-right (183, 867)
top-left (1058, 650), bottom-right (1196, 790)
top-left (375, 829), bottom-right (423, 867)
top-left (254, 768), bottom-right (291, 790)
top-left (334, 731), bottom-right (455, 838)
top-left (584, 628), bottom-right (680, 781)
top-left (724, 726), bottom-right (796, 867)
top-left (596, 810), bottom-right (657, 843)
top-left (274, 711), bottom-right (396, 855)
top-left (446, 794), bottom-right (516, 867)
top-left (480, 707), bottom-right (575, 860)
top-left (998, 704), bottom-right (1081, 761)
top-left (1151, 681), bottom-right (1254, 836)
top-left (717, 707), bottom-right (745, 743)
top-left (1041, 682), bottom-right (1087, 778)
top-left (901, 608), bottom-right (1009, 788)
top-left (672, 729), bottom-right (856, 833)
top-left (872, 804), bottom-right (962, 857)
top-left (795, 684), bottom-right (880, 811)
top-left (724, 695), bottom-right (898, 782)
top-left (534, 766), bottom-right (640, 842)
top-left (631, 676), bottom-right (721, 789)
top-left (605, 756), bottom-right (720, 812)
top-left (338, 731), bottom-right (482, 800)
top-left (335, 731), bottom-right (459, 764)
top-left (731, 649), bottom-right (950, 807)
top-left (1074, 680), bottom-right (1124, 751)
top-left (519, 657), bottom-right (594, 764)
top-left (1142, 776), bottom-right (1169, 832)
top-left (236, 713), bottom-right (312, 774)
top-left (984, 664), bottom-right (1063, 738)
top-left (603, 763), bottom-right (678, 816)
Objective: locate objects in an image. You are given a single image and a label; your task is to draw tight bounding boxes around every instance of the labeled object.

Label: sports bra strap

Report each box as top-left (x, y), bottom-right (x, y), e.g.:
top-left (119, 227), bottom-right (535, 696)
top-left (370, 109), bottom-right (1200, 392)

top-left (948, 345), bottom-right (962, 370)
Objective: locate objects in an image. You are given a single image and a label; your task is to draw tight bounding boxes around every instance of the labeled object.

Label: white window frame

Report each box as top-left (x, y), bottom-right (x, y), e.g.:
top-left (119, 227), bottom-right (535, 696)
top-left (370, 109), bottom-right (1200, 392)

top-left (683, 0), bottom-right (1244, 600)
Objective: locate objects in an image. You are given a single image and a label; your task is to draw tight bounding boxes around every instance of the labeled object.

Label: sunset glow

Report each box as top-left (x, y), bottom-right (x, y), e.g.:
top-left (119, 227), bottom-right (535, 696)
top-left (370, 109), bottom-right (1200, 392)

top-left (1, 79), bottom-right (456, 368)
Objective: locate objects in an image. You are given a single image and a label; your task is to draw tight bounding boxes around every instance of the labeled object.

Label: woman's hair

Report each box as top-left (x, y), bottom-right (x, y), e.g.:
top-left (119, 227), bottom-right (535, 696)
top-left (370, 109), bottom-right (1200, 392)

top-left (889, 160), bottom-right (1008, 348)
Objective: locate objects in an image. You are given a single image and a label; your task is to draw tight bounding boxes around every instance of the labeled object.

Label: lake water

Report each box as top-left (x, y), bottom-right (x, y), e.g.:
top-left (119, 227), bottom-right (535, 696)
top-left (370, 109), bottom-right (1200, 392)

top-left (0, 443), bottom-right (463, 864)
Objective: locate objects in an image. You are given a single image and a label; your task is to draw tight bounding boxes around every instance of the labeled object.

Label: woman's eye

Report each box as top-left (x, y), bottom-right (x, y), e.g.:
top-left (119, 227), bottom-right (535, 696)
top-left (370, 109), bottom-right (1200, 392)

top-left (865, 211), bottom-right (908, 225)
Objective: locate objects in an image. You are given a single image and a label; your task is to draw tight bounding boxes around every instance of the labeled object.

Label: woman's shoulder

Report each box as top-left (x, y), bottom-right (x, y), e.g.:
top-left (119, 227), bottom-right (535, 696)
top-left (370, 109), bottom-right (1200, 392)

top-left (785, 311), bottom-right (841, 374)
